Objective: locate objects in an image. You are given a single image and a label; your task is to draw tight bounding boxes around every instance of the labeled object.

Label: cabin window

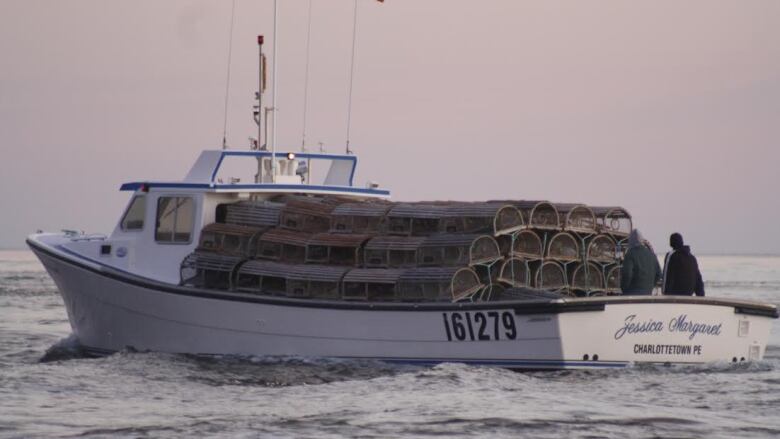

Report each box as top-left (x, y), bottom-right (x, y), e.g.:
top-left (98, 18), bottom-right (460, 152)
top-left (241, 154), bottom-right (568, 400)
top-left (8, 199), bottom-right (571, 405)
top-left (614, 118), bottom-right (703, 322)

top-left (155, 197), bottom-right (195, 243)
top-left (121, 196), bottom-right (146, 231)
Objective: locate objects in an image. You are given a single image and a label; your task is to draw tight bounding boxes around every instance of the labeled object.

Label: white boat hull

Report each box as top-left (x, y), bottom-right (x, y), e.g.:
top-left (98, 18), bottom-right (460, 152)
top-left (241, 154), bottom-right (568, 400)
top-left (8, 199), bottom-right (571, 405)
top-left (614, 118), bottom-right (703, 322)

top-left (30, 236), bottom-right (777, 370)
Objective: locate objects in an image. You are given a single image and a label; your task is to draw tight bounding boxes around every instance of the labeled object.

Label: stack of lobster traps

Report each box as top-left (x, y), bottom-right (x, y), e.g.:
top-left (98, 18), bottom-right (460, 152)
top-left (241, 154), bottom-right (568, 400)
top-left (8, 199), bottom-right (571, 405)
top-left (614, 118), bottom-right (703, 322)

top-left (494, 201), bottom-right (632, 296)
top-left (180, 195), bottom-right (632, 302)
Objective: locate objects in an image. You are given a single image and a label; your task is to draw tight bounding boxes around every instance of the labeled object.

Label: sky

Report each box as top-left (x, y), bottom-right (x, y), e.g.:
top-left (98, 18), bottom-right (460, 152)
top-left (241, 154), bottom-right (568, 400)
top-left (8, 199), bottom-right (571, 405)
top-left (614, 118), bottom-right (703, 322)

top-left (0, 0), bottom-right (778, 253)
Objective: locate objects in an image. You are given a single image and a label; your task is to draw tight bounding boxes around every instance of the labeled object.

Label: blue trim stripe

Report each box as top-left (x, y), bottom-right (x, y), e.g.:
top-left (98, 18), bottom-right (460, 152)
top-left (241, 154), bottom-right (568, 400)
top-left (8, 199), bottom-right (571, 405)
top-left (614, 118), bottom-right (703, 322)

top-left (348, 155), bottom-right (357, 187)
top-left (119, 181), bottom-right (390, 196)
top-left (122, 150), bottom-right (369, 194)
top-left (222, 150), bottom-right (358, 162)
top-left (213, 151), bottom-right (358, 186)
top-left (210, 152), bottom-right (227, 183)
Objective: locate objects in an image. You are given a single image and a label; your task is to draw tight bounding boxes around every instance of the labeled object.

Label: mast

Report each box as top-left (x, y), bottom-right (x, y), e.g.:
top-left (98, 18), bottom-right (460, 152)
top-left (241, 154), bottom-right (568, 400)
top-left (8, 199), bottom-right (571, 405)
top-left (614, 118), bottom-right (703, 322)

top-left (255, 35), bottom-right (265, 149)
top-left (253, 35), bottom-right (266, 184)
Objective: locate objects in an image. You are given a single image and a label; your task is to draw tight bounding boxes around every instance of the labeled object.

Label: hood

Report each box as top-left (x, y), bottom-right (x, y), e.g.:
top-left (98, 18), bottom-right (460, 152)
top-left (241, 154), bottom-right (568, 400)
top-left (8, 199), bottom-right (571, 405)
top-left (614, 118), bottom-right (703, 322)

top-left (628, 229), bottom-right (645, 248)
top-left (670, 232), bottom-right (684, 250)
top-left (676, 245), bottom-right (691, 254)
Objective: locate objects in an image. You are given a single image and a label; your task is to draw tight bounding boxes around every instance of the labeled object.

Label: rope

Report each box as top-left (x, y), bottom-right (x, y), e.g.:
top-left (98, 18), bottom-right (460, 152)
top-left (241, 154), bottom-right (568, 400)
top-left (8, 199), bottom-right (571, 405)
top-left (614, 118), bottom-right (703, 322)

top-left (345, 0), bottom-right (358, 154)
top-left (221, 0), bottom-right (237, 149)
top-left (301, 0), bottom-right (313, 151)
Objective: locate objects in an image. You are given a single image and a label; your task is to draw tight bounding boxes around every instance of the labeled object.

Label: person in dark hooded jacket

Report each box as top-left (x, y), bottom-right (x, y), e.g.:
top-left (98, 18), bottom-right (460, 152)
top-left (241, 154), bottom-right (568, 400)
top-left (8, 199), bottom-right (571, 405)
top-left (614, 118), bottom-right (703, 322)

top-left (620, 229), bottom-right (661, 295)
top-left (662, 232), bottom-right (705, 296)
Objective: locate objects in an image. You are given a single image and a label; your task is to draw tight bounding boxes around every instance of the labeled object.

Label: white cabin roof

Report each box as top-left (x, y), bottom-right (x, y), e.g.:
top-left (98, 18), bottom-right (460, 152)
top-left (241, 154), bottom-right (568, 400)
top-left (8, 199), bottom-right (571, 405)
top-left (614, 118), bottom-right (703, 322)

top-left (120, 150), bottom-right (390, 198)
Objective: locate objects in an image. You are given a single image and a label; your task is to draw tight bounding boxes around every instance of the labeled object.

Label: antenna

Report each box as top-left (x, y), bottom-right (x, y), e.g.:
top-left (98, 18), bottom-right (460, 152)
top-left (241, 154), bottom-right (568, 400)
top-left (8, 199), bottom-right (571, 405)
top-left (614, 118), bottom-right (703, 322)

top-left (270, 0), bottom-right (279, 181)
top-left (221, 0), bottom-right (237, 149)
top-left (301, 0), bottom-right (313, 152)
top-left (345, 0), bottom-right (359, 155)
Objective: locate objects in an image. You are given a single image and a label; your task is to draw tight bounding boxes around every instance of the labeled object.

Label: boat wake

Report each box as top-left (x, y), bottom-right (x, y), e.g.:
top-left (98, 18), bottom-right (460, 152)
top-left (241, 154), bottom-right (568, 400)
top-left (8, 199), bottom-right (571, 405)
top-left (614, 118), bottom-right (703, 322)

top-left (39, 334), bottom-right (91, 363)
top-left (38, 335), bottom-right (419, 385)
top-left (38, 333), bottom-right (779, 384)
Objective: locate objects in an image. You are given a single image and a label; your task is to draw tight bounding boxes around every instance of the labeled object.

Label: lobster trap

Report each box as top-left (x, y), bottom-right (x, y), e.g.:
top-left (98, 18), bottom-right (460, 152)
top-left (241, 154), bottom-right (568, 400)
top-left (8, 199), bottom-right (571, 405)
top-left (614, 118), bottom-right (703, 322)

top-left (233, 259), bottom-right (291, 295)
top-left (363, 235), bottom-right (425, 268)
top-left (397, 267), bottom-right (470, 302)
top-left (533, 261), bottom-right (567, 291)
top-left (234, 260), bottom-right (348, 298)
top-left (285, 265), bottom-right (350, 299)
top-left (505, 229), bottom-right (544, 260)
top-left (438, 202), bottom-right (514, 234)
top-left (305, 233), bottom-right (370, 266)
top-left (592, 206), bottom-right (632, 238)
top-left (221, 200), bottom-right (283, 228)
top-left (278, 196), bottom-right (342, 233)
top-left (493, 204), bottom-right (525, 236)
top-left (330, 201), bottom-right (392, 234)
top-left (569, 262), bottom-right (605, 294)
top-left (255, 228), bottom-right (311, 263)
top-left (384, 203), bottom-right (447, 236)
top-left (587, 234), bottom-right (618, 264)
top-left (180, 251), bottom-right (244, 290)
top-left (523, 201), bottom-right (561, 231)
top-left (497, 257), bottom-right (530, 288)
top-left (417, 234), bottom-right (501, 267)
top-left (605, 265), bottom-right (621, 294)
top-left (341, 269), bottom-right (403, 301)
top-left (197, 223), bottom-right (264, 257)
top-left (556, 203), bottom-right (597, 235)
top-left (450, 267), bottom-right (485, 302)
top-left (545, 232), bottom-right (581, 262)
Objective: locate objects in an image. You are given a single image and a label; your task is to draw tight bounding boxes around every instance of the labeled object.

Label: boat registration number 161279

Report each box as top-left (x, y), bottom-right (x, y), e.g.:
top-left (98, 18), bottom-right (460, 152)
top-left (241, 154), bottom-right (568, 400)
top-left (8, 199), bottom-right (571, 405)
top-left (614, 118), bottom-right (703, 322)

top-left (442, 311), bottom-right (517, 341)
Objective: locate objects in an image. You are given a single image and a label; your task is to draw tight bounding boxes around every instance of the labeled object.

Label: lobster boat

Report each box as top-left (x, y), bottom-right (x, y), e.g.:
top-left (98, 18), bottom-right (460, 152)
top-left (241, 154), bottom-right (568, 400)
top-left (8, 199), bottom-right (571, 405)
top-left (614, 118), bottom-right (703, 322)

top-left (27, 24), bottom-right (777, 369)
top-left (27, 146), bottom-right (778, 369)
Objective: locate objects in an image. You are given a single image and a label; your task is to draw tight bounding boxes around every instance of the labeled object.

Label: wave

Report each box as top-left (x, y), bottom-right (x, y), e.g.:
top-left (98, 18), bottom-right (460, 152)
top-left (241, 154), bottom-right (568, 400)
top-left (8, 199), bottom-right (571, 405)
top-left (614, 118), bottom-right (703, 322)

top-left (179, 353), bottom-right (419, 387)
top-left (706, 280), bottom-right (780, 290)
top-left (0, 275), bottom-right (43, 281)
top-left (0, 286), bottom-right (59, 297)
top-left (0, 272), bottom-right (58, 297)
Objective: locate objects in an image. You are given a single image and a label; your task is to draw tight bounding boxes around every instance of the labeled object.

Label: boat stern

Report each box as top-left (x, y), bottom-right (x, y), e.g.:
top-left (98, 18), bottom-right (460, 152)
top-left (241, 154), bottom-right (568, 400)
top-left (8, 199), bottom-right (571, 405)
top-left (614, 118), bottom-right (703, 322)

top-left (556, 296), bottom-right (778, 366)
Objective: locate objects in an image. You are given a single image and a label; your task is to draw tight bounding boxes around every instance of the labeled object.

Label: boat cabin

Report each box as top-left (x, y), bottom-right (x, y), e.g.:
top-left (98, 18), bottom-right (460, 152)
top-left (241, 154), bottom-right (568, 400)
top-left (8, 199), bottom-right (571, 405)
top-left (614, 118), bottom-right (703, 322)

top-left (106, 150), bottom-right (389, 283)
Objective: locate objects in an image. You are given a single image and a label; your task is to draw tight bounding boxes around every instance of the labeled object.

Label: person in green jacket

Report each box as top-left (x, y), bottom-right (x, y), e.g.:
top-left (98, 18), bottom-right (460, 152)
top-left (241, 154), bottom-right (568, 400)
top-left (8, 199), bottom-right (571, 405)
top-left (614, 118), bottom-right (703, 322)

top-left (620, 229), bottom-right (661, 295)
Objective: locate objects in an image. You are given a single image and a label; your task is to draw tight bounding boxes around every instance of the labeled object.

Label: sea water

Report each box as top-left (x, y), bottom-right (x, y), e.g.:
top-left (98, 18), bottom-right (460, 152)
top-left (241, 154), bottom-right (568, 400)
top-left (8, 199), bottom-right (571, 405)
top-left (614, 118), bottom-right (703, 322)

top-left (1, 250), bottom-right (778, 438)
